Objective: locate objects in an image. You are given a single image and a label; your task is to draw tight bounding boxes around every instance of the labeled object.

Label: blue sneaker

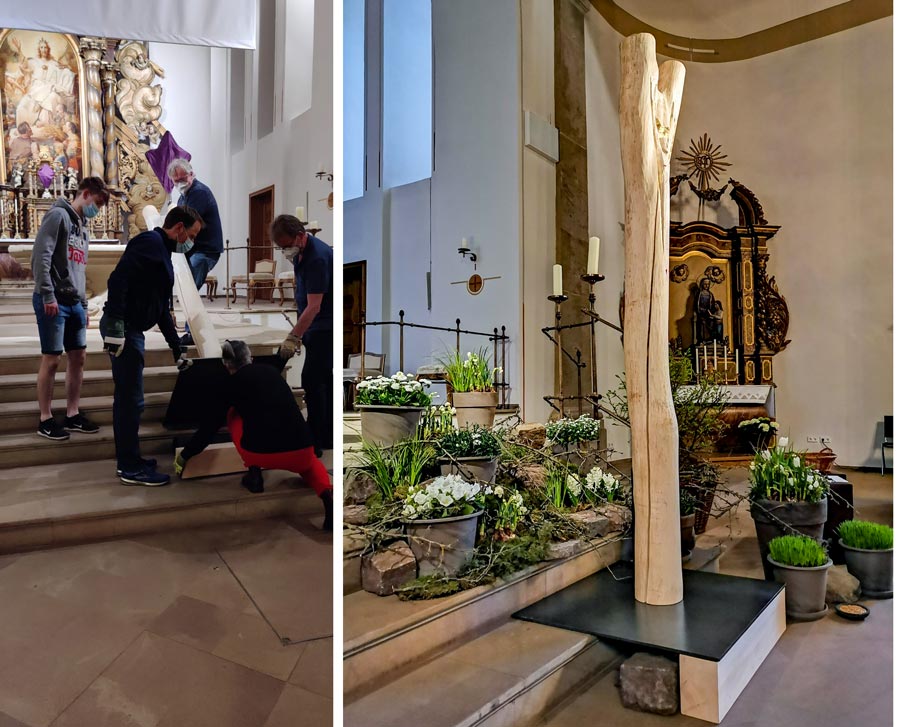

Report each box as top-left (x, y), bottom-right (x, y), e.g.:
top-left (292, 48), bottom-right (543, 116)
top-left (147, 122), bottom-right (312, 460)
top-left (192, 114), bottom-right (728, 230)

top-left (116, 458), bottom-right (158, 477)
top-left (119, 467), bottom-right (170, 487)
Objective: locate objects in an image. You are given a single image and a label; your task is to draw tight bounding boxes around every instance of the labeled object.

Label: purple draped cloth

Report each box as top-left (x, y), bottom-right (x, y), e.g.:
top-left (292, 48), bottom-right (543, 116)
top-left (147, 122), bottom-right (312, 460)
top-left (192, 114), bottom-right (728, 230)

top-left (145, 131), bottom-right (192, 194)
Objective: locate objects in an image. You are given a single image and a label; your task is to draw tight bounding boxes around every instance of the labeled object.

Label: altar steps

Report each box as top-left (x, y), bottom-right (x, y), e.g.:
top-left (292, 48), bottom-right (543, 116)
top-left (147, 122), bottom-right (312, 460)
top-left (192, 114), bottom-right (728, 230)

top-left (344, 538), bottom-right (623, 726)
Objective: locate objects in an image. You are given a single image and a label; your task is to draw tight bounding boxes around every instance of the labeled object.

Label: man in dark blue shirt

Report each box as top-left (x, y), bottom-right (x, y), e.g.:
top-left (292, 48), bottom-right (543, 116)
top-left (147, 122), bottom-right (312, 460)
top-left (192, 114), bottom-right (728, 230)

top-left (270, 214), bottom-right (332, 455)
top-left (167, 159), bottom-right (223, 289)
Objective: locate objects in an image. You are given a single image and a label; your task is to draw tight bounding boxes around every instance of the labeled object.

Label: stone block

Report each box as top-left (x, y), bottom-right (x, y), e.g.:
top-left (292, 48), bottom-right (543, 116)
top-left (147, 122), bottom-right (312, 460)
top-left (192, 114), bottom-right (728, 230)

top-left (619, 652), bottom-right (679, 715)
top-left (361, 542), bottom-right (417, 597)
top-left (546, 539), bottom-right (584, 560)
top-left (515, 423), bottom-right (547, 449)
top-left (826, 564), bottom-right (861, 604)
top-left (344, 471), bottom-right (378, 505)
top-left (343, 530), bottom-right (368, 555)
top-left (594, 502), bottom-right (633, 533)
top-left (344, 505), bottom-right (369, 526)
top-left (565, 509), bottom-right (611, 538)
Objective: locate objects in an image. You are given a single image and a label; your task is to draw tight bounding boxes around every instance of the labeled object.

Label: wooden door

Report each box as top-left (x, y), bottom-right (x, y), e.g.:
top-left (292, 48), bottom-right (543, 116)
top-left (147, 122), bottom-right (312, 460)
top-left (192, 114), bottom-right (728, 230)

top-left (248, 186), bottom-right (275, 272)
top-left (344, 260), bottom-right (366, 365)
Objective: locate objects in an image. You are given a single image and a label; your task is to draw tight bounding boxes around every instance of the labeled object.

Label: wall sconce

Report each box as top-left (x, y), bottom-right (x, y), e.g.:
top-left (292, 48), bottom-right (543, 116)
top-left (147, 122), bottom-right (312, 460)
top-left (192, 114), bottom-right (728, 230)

top-left (315, 170), bottom-right (334, 183)
top-left (458, 237), bottom-right (477, 264)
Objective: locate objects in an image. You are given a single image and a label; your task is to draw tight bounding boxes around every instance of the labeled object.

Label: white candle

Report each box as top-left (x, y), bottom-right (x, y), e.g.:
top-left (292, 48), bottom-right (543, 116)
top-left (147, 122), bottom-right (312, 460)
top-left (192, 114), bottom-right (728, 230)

top-left (553, 264), bottom-right (563, 296)
top-left (695, 347), bottom-right (699, 381)
top-left (460, 237), bottom-right (469, 251)
top-left (309, 220), bottom-right (319, 229)
top-left (296, 206), bottom-right (305, 221)
top-left (736, 348), bottom-right (740, 379)
top-left (713, 342), bottom-right (717, 370)
top-left (587, 236), bottom-right (600, 275)
top-left (703, 344), bottom-right (707, 372)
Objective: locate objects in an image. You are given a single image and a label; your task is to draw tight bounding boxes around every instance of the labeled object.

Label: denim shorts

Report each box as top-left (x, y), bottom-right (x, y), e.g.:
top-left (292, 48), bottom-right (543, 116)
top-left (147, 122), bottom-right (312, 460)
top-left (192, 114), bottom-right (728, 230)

top-left (33, 292), bottom-right (87, 355)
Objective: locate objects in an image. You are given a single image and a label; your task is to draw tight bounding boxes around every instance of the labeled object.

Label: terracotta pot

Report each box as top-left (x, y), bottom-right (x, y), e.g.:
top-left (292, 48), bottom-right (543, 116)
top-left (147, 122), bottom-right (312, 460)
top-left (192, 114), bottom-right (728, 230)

top-left (452, 391), bottom-right (498, 429)
top-left (751, 497), bottom-right (827, 580)
top-left (439, 457), bottom-right (499, 483)
top-left (768, 556), bottom-right (832, 621)
top-left (356, 404), bottom-right (426, 447)
top-left (840, 540), bottom-right (893, 598)
top-left (404, 510), bottom-right (483, 577)
top-left (680, 513), bottom-right (695, 557)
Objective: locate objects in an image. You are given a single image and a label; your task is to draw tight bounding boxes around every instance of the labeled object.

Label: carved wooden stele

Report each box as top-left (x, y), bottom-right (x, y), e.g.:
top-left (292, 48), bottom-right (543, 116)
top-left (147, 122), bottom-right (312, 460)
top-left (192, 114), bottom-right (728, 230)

top-left (619, 33), bottom-right (685, 606)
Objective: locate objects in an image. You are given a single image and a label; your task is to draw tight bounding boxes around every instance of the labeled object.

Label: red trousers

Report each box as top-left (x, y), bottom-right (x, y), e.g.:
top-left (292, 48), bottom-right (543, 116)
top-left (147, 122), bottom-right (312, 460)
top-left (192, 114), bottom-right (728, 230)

top-left (227, 410), bottom-right (332, 496)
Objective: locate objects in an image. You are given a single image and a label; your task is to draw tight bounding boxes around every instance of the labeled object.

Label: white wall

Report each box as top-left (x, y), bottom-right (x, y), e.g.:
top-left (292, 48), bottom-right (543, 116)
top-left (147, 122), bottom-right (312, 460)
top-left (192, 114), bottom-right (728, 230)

top-left (584, 13), bottom-right (892, 467)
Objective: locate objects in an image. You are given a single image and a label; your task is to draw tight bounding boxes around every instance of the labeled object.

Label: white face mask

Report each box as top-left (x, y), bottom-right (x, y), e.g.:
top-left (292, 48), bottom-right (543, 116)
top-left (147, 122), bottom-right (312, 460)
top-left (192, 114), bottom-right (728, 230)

top-left (282, 246), bottom-right (301, 261)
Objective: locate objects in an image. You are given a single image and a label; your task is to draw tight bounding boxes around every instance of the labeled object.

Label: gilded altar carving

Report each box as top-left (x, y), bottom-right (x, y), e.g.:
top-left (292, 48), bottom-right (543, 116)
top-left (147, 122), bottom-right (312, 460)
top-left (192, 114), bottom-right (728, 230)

top-left (114, 41), bottom-right (164, 132)
top-left (78, 36), bottom-right (104, 180)
top-left (754, 254), bottom-right (791, 353)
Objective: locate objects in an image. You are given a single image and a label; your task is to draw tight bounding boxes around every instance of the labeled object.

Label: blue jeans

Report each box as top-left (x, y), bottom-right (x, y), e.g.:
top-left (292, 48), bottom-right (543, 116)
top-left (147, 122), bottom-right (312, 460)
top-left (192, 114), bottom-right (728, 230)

top-left (32, 293), bottom-right (87, 355)
top-left (188, 252), bottom-right (220, 290)
top-left (100, 315), bottom-right (146, 471)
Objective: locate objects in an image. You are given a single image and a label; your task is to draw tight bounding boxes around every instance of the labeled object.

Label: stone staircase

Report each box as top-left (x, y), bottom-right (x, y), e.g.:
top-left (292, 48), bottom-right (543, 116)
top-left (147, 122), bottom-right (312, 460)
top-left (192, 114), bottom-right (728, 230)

top-left (343, 538), bottom-right (626, 727)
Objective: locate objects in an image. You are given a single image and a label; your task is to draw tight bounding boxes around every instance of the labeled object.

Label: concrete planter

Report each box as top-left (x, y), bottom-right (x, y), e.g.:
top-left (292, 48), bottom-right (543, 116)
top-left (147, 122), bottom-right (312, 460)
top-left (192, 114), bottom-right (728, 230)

top-left (452, 391), bottom-right (498, 429)
top-left (356, 405), bottom-right (426, 447)
top-left (768, 555), bottom-right (832, 621)
top-left (751, 497), bottom-right (827, 580)
top-left (439, 457), bottom-right (499, 483)
top-left (404, 510), bottom-right (483, 577)
top-left (840, 540), bottom-right (893, 598)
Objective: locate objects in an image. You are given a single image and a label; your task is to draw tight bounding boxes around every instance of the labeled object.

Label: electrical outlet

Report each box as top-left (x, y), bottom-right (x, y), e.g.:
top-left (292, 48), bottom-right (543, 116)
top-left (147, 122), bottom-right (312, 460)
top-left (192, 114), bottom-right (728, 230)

top-left (807, 436), bottom-right (818, 443)
top-left (821, 437), bottom-right (832, 444)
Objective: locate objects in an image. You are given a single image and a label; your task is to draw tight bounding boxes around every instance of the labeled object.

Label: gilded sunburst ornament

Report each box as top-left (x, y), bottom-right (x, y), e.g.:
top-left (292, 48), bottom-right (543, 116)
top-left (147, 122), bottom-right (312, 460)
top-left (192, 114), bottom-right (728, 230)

top-left (676, 133), bottom-right (731, 191)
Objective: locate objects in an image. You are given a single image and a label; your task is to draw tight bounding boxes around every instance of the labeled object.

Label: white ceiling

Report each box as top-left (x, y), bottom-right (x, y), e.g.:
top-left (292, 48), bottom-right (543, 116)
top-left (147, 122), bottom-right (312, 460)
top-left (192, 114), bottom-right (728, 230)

top-left (615, 0), bottom-right (847, 39)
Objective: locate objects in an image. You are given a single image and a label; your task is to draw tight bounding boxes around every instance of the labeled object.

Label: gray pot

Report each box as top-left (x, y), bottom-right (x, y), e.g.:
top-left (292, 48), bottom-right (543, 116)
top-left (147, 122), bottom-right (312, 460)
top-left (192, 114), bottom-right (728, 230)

top-left (751, 498), bottom-right (827, 580)
top-left (767, 555), bottom-right (832, 621)
top-left (439, 457), bottom-right (499, 483)
top-left (680, 513), bottom-right (695, 558)
top-left (452, 391), bottom-right (498, 429)
top-left (356, 404), bottom-right (425, 447)
top-left (404, 510), bottom-right (482, 577)
top-left (840, 540), bottom-right (893, 598)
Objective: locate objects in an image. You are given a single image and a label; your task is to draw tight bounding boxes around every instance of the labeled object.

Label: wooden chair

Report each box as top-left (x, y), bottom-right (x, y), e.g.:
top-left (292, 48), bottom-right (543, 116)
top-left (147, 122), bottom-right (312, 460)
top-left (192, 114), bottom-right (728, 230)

top-left (276, 271), bottom-right (295, 305)
top-left (230, 259), bottom-right (276, 304)
top-left (204, 275), bottom-right (218, 302)
top-left (343, 352), bottom-right (386, 409)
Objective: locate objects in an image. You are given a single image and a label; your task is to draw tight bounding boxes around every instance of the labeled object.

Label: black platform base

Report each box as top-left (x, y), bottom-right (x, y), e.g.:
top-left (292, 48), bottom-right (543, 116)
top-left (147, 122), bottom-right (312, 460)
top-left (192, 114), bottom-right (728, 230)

top-left (513, 562), bottom-right (783, 662)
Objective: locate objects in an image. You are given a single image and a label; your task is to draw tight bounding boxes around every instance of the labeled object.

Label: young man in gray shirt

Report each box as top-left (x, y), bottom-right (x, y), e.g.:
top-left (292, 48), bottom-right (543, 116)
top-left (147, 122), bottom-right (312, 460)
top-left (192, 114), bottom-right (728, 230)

top-left (31, 176), bottom-right (109, 440)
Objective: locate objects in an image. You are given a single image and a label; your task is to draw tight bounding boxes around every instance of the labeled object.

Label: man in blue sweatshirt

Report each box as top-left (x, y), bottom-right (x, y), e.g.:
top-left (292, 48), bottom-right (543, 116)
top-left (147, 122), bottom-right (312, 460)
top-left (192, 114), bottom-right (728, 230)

top-left (100, 206), bottom-right (201, 487)
top-left (166, 159), bottom-right (223, 289)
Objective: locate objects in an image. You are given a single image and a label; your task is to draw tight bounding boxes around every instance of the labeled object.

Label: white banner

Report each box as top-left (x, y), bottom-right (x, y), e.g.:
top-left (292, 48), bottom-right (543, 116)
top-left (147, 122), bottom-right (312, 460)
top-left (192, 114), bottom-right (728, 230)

top-left (0, 0), bottom-right (259, 49)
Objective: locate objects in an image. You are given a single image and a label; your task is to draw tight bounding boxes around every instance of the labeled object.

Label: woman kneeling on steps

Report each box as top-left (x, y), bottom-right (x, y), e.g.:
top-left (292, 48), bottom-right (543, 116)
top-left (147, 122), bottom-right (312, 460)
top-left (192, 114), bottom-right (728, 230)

top-left (175, 339), bottom-right (332, 530)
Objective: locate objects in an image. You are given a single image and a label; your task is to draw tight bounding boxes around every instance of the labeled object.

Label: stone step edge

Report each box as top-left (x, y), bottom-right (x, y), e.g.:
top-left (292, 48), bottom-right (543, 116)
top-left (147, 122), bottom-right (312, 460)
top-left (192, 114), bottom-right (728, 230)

top-left (0, 488), bottom-right (319, 555)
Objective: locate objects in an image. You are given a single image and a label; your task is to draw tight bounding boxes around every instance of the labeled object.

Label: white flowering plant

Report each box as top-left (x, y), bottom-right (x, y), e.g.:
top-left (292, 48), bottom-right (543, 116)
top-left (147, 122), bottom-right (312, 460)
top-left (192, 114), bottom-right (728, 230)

top-left (737, 417), bottom-right (780, 448)
top-left (483, 484), bottom-right (529, 539)
top-left (584, 467), bottom-right (622, 503)
top-left (402, 474), bottom-right (485, 520)
top-left (544, 467), bottom-right (584, 509)
top-left (356, 372), bottom-right (434, 407)
top-left (440, 348), bottom-right (500, 393)
top-left (418, 402), bottom-right (457, 439)
top-left (546, 415), bottom-right (602, 446)
top-left (748, 440), bottom-right (828, 504)
top-left (437, 425), bottom-right (502, 459)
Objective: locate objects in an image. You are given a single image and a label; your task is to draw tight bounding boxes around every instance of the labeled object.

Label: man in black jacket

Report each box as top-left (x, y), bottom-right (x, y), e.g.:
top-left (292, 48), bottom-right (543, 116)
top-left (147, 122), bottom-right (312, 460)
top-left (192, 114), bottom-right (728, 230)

top-left (100, 206), bottom-right (201, 487)
top-left (166, 159), bottom-right (223, 289)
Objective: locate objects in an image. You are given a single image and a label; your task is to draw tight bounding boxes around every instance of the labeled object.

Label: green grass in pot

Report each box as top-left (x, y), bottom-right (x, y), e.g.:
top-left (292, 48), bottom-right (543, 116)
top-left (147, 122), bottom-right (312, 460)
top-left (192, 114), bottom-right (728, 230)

top-left (768, 534), bottom-right (828, 568)
top-left (838, 520), bottom-right (893, 550)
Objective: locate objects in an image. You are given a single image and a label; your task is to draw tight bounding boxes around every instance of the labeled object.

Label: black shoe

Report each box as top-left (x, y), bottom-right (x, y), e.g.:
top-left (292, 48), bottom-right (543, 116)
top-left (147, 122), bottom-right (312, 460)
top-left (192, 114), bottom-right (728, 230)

top-left (321, 490), bottom-right (333, 531)
top-left (179, 333), bottom-right (194, 347)
top-left (119, 468), bottom-right (171, 487)
top-left (314, 447), bottom-right (324, 459)
top-left (63, 412), bottom-right (99, 434)
top-left (116, 458), bottom-right (158, 476)
top-left (37, 418), bottom-right (69, 441)
top-left (241, 466), bottom-right (264, 494)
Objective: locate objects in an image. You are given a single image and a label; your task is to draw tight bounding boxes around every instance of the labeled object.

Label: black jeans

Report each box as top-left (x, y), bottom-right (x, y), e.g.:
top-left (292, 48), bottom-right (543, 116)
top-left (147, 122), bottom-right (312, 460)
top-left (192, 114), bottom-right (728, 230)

top-left (302, 330), bottom-right (333, 451)
top-left (100, 315), bottom-right (146, 471)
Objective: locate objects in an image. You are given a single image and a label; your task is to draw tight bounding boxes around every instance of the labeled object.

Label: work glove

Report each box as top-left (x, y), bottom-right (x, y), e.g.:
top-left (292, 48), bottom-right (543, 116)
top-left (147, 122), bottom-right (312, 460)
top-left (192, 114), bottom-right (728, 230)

top-left (174, 452), bottom-right (187, 477)
top-left (172, 345), bottom-right (193, 372)
top-left (279, 333), bottom-right (301, 360)
top-left (102, 317), bottom-right (126, 357)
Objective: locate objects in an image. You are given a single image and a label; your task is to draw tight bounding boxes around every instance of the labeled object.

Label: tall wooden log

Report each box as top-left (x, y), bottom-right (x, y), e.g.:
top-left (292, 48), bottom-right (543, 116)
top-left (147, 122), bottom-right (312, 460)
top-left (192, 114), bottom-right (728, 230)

top-left (619, 33), bottom-right (685, 605)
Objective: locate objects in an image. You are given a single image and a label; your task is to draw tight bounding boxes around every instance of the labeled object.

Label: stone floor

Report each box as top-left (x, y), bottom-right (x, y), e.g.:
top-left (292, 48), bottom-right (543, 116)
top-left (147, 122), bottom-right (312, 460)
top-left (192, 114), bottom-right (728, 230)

top-left (538, 466), bottom-right (893, 726)
top-left (0, 516), bottom-right (333, 726)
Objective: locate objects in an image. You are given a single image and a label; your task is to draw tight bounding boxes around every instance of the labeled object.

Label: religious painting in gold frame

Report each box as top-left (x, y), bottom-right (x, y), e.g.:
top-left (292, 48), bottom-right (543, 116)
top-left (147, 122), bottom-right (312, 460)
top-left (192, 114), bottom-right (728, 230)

top-left (0, 29), bottom-right (89, 184)
top-left (668, 250), bottom-right (733, 349)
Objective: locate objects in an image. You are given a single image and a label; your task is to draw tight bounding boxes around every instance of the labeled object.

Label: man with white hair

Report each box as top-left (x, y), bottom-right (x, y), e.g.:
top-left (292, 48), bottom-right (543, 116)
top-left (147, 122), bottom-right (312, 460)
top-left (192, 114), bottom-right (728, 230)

top-left (166, 158), bottom-right (223, 289)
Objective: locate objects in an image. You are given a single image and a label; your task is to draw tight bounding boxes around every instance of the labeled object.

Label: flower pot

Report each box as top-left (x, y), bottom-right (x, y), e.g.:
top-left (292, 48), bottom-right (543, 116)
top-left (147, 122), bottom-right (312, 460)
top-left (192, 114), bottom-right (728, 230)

top-left (839, 540), bottom-right (893, 598)
top-left (452, 391), bottom-right (498, 429)
top-left (751, 497), bottom-right (827, 580)
top-left (680, 514), bottom-right (696, 558)
top-left (404, 510), bottom-right (483, 577)
top-left (356, 404), bottom-right (426, 447)
top-left (439, 457), bottom-right (499, 483)
top-left (767, 555), bottom-right (832, 621)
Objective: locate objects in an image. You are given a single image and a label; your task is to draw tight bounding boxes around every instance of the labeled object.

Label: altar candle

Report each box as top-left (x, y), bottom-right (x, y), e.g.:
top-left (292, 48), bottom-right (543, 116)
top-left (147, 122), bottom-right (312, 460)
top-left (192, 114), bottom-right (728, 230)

top-left (695, 347), bottom-right (700, 381)
top-left (553, 264), bottom-right (563, 297)
top-left (703, 344), bottom-right (707, 372)
top-left (713, 342), bottom-right (717, 370)
top-left (309, 220), bottom-right (319, 229)
top-left (587, 236), bottom-right (600, 275)
top-left (296, 206), bottom-right (305, 221)
top-left (736, 348), bottom-right (740, 378)
top-left (460, 237), bottom-right (469, 251)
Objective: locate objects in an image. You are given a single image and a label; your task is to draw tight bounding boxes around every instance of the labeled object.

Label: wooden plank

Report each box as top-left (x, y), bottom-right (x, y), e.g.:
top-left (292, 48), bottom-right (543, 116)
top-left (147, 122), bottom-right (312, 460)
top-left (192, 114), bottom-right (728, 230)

top-left (679, 590), bottom-right (786, 723)
top-left (177, 442), bottom-right (246, 479)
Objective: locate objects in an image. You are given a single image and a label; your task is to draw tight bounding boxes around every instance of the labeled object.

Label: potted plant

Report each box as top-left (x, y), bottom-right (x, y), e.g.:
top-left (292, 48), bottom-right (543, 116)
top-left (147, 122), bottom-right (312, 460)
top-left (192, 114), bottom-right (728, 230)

top-left (353, 438), bottom-right (435, 501)
top-left (441, 348), bottom-right (501, 429)
top-left (767, 534), bottom-right (832, 621)
top-left (436, 425), bottom-right (502, 483)
top-left (748, 440), bottom-right (829, 580)
top-left (737, 416), bottom-right (780, 452)
top-left (680, 460), bottom-right (720, 535)
top-left (402, 473), bottom-right (485, 576)
top-left (546, 414), bottom-right (603, 455)
top-left (680, 490), bottom-right (696, 558)
top-left (355, 372), bottom-right (434, 446)
top-left (838, 520), bottom-right (893, 598)
top-left (486, 485), bottom-right (529, 541)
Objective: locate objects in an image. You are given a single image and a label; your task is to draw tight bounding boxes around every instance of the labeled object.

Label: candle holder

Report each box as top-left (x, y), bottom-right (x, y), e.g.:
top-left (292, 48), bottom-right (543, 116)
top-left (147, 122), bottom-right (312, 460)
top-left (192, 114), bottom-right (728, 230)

top-left (458, 247), bottom-right (478, 264)
top-left (580, 274), bottom-right (606, 418)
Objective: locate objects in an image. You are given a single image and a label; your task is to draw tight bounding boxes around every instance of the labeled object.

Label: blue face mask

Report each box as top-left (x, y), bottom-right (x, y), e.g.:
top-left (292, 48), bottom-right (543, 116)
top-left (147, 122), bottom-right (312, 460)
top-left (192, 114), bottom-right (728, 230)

top-left (83, 202), bottom-right (99, 219)
top-left (176, 240), bottom-right (194, 255)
